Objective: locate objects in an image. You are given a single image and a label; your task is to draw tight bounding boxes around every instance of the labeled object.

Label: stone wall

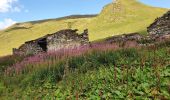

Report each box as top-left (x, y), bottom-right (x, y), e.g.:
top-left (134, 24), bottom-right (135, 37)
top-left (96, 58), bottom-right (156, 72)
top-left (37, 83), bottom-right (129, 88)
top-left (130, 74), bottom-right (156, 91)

top-left (13, 11), bottom-right (170, 56)
top-left (147, 10), bottom-right (170, 35)
top-left (46, 29), bottom-right (89, 51)
top-left (102, 33), bottom-right (143, 48)
top-left (147, 10), bottom-right (170, 44)
top-left (13, 29), bottom-right (89, 55)
top-left (13, 40), bottom-right (45, 55)
top-left (105, 33), bottom-right (143, 43)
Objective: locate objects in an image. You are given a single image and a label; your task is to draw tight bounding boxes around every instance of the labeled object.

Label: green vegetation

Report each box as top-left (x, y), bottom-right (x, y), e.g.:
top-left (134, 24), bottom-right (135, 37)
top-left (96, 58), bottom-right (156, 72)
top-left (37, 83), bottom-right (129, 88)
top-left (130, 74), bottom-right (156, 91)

top-left (0, 55), bottom-right (25, 74)
top-left (0, 41), bottom-right (170, 99)
top-left (0, 0), bottom-right (169, 99)
top-left (0, 0), bottom-right (168, 56)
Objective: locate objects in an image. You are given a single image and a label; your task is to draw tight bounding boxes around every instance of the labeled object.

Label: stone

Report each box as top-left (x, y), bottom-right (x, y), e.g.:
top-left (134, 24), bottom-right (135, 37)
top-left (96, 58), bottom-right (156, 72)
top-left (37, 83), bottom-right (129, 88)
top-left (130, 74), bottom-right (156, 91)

top-left (147, 10), bottom-right (170, 35)
top-left (13, 29), bottom-right (89, 55)
top-left (105, 32), bottom-right (143, 44)
top-left (13, 10), bottom-right (170, 56)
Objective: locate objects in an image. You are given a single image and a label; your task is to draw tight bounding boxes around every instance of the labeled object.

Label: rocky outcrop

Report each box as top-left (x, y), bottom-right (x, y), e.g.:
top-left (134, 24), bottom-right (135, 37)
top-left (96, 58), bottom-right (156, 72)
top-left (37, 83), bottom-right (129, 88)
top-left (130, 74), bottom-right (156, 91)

top-left (13, 29), bottom-right (89, 55)
top-left (147, 10), bottom-right (170, 35)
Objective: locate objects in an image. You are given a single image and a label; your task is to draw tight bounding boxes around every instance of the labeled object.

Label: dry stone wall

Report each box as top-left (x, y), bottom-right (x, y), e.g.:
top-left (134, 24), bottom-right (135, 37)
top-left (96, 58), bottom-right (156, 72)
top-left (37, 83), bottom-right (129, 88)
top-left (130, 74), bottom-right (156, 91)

top-left (147, 10), bottom-right (170, 44)
top-left (13, 29), bottom-right (89, 55)
top-left (148, 10), bottom-right (170, 35)
top-left (102, 33), bottom-right (143, 48)
top-left (47, 29), bottom-right (89, 51)
top-left (13, 10), bottom-right (170, 56)
top-left (13, 40), bottom-right (45, 55)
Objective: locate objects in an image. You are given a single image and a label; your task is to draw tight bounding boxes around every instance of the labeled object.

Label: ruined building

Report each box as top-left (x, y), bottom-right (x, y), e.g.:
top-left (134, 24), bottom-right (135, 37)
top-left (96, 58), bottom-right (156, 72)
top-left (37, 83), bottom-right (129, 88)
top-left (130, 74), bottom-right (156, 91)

top-left (103, 10), bottom-right (170, 47)
top-left (13, 29), bottom-right (89, 55)
top-left (104, 33), bottom-right (143, 48)
top-left (13, 10), bottom-right (170, 56)
top-left (147, 10), bottom-right (170, 35)
top-left (147, 10), bottom-right (170, 42)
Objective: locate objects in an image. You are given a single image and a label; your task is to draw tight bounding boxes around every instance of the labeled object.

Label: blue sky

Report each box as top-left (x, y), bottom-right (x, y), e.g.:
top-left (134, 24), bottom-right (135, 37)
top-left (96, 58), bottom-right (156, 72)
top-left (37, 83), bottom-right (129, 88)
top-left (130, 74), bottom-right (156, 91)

top-left (0, 0), bottom-right (170, 30)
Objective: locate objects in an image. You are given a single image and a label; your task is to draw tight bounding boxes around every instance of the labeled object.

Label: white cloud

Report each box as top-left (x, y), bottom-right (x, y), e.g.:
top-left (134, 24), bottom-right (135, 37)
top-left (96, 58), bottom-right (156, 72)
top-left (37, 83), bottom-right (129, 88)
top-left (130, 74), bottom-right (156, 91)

top-left (0, 18), bottom-right (16, 30)
top-left (0, 0), bottom-right (20, 13)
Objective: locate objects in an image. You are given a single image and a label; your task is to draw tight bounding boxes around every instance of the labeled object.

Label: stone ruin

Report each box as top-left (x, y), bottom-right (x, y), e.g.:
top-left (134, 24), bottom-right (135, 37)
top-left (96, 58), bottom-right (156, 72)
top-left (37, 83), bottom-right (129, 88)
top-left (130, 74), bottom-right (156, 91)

top-left (105, 33), bottom-right (142, 43)
top-left (101, 10), bottom-right (170, 48)
top-left (13, 29), bottom-right (89, 55)
top-left (147, 10), bottom-right (170, 42)
top-left (13, 10), bottom-right (170, 56)
top-left (103, 33), bottom-right (143, 48)
top-left (148, 10), bottom-right (170, 35)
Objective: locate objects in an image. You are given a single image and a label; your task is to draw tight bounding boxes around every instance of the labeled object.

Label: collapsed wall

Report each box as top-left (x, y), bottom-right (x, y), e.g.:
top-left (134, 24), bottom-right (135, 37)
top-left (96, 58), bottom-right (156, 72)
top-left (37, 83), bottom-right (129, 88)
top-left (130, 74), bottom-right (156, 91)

top-left (13, 39), bottom-right (46, 55)
top-left (13, 29), bottom-right (89, 55)
top-left (147, 11), bottom-right (170, 35)
top-left (46, 29), bottom-right (88, 51)
top-left (147, 10), bottom-right (170, 43)
top-left (13, 10), bottom-right (170, 56)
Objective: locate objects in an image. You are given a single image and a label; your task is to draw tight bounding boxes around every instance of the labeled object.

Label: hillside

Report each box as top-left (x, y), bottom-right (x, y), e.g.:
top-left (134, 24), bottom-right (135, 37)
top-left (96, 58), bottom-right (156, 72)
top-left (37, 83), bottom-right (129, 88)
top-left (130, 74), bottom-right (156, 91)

top-left (1, 41), bottom-right (170, 99)
top-left (0, 0), bottom-right (168, 56)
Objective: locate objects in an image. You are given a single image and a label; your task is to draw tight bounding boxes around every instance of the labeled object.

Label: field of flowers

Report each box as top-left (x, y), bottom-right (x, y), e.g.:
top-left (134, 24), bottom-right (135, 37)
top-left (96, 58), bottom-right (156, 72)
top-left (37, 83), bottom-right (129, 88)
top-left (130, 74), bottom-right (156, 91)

top-left (0, 41), bottom-right (170, 99)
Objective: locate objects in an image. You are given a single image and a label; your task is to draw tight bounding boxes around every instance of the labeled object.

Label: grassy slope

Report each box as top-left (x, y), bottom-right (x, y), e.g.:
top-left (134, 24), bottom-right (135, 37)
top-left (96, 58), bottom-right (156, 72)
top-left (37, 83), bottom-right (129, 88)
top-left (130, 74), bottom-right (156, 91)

top-left (1, 43), bottom-right (170, 99)
top-left (0, 0), bottom-right (168, 56)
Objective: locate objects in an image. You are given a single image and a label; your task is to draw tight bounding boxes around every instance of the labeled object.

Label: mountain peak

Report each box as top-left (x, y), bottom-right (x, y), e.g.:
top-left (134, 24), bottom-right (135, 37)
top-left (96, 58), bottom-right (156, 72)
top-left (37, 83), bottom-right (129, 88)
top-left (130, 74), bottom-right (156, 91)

top-left (98, 0), bottom-right (167, 23)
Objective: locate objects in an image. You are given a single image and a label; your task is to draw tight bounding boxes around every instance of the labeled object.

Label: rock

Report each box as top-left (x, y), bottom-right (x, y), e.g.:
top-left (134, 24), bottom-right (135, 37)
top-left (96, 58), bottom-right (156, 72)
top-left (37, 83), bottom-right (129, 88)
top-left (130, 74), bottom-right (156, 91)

top-left (147, 10), bottom-right (170, 35)
top-left (13, 10), bottom-right (170, 56)
top-left (13, 29), bottom-right (89, 55)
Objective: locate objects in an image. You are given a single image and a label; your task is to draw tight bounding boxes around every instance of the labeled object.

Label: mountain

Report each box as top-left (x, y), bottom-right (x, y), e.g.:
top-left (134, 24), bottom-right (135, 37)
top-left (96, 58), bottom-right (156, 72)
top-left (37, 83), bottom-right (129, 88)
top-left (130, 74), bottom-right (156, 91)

top-left (0, 0), bottom-right (168, 56)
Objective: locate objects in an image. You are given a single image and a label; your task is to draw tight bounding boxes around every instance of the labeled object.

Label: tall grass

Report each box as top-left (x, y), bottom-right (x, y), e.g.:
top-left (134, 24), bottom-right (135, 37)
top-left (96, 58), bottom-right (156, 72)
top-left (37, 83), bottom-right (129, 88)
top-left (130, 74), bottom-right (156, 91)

top-left (0, 41), bottom-right (170, 99)
top-left (0, 55), bottom-right (25, 75)
top-left (4, 43), bottom-right (120, 76)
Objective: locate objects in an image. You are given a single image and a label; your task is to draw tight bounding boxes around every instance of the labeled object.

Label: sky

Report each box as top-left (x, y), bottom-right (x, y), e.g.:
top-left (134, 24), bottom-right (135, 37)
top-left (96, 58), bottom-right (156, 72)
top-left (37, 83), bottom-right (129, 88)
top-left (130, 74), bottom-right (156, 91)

top-left (0, 0), bottom-right (170, 30)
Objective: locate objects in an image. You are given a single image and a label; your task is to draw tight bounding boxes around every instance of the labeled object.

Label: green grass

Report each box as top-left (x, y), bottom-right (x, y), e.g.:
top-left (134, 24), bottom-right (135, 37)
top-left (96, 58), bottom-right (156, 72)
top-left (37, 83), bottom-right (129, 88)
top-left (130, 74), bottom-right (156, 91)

top-left (0, 0), bottom-right (168, 56)
top-left (0, 43), bottom-right (170, 99)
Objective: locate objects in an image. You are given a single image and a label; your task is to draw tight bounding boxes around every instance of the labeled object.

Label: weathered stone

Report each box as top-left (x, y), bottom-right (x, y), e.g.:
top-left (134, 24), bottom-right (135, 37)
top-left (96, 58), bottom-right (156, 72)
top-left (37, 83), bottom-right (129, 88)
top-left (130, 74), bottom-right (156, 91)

top-left (13, 11), bottom-right (170, 56)
top-left (148, 10), bottom-right (170, 35)
top-left (13, 29), bottom-right (89, 55)
top-left (105, 33), bottom-right (143, 44)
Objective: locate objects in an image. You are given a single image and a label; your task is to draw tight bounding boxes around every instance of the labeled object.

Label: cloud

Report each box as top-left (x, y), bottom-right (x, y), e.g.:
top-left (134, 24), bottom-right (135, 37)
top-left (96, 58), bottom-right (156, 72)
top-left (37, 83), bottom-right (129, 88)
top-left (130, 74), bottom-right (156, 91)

top-left (12, 6), bottom-right (21, 12)
top-left (0, 18), bottom-right (16, 30)
top-left (0, 0), bottom-right (20, 13)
